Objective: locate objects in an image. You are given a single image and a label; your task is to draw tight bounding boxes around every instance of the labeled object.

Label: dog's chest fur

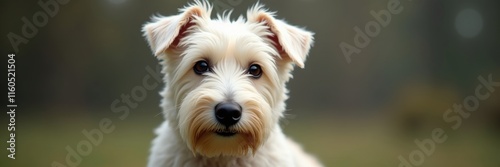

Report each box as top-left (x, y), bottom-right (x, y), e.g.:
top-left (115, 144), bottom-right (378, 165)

top-left (148, 122), bottom-right (306, 167)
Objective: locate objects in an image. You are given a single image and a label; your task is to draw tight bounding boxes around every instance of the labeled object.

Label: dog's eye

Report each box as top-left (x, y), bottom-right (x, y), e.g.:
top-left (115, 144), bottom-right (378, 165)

top-left (247, 64), bottom-right (262, 78)
top-left (193, 60), bottom-right (210, 75)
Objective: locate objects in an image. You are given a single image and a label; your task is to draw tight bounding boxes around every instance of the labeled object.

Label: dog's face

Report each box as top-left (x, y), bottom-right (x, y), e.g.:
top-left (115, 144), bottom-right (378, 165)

top-left (143, 1), bottom-right (313, 157)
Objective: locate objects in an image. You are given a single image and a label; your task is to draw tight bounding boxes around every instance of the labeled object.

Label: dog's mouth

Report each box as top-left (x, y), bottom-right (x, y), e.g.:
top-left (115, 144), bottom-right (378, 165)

top-left (215, 129), bottom-right (237, 137)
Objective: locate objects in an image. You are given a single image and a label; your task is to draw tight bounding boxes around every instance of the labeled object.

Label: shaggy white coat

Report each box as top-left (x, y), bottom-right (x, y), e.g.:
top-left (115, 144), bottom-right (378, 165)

top-left (143, 1), bottom-right (322, 166)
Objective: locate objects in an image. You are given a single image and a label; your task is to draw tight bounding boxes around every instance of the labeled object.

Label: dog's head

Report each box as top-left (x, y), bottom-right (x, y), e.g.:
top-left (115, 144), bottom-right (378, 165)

top-left (143, 0), bottom-right (313, 157)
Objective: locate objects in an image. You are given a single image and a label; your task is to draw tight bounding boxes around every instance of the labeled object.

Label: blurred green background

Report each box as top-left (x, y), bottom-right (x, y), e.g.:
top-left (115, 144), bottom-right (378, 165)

top-left (1, 0), bottom-right (499, 166)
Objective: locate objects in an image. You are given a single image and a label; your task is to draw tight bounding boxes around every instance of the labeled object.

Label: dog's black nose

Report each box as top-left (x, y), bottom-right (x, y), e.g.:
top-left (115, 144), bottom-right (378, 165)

top-left (215, 102), bottom-right (242, 127)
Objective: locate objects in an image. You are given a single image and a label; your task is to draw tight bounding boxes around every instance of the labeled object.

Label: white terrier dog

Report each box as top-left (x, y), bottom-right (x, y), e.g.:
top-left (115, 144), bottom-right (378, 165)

top-left (143, 1), bottom-right (321, 166)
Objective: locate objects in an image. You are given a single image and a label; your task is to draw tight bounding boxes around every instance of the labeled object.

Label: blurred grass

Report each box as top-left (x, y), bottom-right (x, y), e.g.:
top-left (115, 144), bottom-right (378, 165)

top-left (1, 110), bottom-right (499, 167)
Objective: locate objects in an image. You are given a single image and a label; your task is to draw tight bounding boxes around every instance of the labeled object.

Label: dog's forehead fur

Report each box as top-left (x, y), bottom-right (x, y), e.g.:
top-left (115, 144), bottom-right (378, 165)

top-left (180, 18), bottom-right (278, 69)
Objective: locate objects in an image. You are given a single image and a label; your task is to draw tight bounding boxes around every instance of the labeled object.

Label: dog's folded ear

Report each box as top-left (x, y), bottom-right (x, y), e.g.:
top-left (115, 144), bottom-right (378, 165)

top-left (142, 1), bottom-right (212, 56)
top-left (247, 5), bottom-right (314, 68)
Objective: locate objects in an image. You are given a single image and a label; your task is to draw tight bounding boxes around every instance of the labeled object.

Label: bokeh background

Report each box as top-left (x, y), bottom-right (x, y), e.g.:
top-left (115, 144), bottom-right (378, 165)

top-left (1, 0), bottom-right (499, 166)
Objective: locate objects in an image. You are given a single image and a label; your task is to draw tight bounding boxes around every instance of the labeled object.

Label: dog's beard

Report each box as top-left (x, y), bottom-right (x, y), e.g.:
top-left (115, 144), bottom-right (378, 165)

top-left (178, 90), bottom-right (271, 157)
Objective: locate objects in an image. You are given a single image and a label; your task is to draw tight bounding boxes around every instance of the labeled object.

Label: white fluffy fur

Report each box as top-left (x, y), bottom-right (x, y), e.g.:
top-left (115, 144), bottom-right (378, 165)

top-left (143, 1), bottom-right (321, 166)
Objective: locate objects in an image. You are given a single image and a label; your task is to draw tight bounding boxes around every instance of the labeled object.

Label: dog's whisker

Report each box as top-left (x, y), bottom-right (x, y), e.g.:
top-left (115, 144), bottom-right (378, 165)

top-left (153, 112), bottom-right (162, 117)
